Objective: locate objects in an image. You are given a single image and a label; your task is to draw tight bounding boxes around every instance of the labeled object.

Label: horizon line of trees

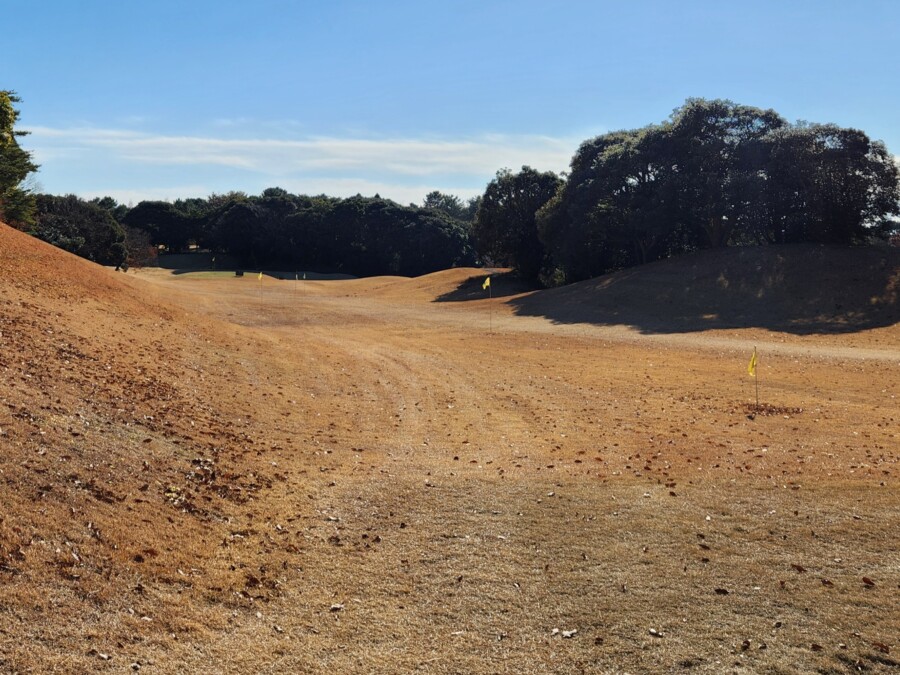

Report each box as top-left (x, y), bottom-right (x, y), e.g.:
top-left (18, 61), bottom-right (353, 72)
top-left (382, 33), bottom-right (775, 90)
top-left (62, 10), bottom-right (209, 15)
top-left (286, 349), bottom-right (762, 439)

top-left (3, 92), bottom-right (898, 282)
top-left (477, 99), bottom-right (899, 285)
top-left (118, 188), bottom-right (479, 276)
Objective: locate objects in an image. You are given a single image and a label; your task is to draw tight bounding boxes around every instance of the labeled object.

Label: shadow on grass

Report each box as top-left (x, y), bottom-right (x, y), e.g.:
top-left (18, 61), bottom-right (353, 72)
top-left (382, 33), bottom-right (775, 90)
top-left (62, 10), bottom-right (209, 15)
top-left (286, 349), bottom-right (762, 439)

top-left (506, 245), bottom-right (900, 335)
top-left (433, 272), bottom-right (539, 302)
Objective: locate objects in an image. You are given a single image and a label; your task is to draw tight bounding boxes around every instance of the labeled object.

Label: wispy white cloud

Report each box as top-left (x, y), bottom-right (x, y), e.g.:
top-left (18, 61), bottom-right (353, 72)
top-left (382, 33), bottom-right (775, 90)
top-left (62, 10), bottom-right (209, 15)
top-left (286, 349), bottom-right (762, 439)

top-left (26, 126), bottom-right (578, 178)
top-left (24, 125), bottom-right (588, 204)
top-left (210, 117), bottom-right (252, 128)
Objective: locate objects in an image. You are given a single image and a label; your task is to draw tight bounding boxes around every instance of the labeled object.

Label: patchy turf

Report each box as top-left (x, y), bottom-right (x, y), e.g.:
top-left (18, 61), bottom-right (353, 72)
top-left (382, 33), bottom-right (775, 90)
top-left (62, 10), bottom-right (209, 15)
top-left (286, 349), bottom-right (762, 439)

top-left (1, 223), bottom-right (898, 673)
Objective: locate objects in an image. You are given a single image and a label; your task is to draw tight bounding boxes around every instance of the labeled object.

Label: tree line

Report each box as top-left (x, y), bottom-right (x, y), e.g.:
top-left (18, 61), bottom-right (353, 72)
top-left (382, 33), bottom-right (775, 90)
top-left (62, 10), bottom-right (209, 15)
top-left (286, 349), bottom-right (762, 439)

top-left (120, 188), bottom-right (478, 276)
top-left (478, 99), bottom-right (899, 284)
top-left (3, 92), bottom-right (898, 281)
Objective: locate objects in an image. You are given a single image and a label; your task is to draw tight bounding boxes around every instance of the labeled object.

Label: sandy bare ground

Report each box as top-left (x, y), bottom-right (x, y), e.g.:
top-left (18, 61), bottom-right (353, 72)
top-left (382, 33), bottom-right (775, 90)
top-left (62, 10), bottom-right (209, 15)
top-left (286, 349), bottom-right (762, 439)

top-left (1, 226), bottom-right (898, 673)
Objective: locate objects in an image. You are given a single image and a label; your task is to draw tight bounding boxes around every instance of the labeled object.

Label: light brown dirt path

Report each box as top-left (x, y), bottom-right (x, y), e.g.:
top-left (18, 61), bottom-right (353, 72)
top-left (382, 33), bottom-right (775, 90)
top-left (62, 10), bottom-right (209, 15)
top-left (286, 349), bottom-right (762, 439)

top-left (117, 268), bottom-right (900, 674)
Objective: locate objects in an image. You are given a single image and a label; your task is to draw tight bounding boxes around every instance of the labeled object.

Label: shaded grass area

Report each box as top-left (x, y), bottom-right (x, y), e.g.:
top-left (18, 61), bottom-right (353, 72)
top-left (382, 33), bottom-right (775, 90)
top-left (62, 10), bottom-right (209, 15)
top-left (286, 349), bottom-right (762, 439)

top-left (433, 272), bottom-right (538, 302)
top-left (508, 245), bottom-right (900, 335)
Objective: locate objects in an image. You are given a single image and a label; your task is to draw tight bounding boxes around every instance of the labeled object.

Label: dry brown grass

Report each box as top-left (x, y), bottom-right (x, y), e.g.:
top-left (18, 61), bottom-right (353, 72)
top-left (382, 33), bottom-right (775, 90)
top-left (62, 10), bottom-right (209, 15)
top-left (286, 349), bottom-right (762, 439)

top-left (1, 223), bottom-right (898, 673)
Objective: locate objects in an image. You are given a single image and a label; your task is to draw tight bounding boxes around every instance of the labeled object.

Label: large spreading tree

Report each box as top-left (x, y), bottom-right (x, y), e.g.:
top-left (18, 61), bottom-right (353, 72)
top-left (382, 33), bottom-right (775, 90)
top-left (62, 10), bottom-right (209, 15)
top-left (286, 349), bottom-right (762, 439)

top-left (537, 99), bottom-right (899, 283)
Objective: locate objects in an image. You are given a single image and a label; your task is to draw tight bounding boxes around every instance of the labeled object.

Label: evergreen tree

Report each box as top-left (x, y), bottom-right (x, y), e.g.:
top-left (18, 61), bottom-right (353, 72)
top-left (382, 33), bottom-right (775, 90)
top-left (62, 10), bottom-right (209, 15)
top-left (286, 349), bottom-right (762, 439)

top-left (0, 91), bottom-right (39, 226)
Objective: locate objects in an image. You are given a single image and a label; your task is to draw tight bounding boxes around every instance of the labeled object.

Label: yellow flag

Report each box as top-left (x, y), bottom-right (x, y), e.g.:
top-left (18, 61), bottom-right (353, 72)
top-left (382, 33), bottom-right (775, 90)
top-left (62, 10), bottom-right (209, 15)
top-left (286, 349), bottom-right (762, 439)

top-left (747, 348), bottom-right (758, 377)
top-left (482, 276), bottom-right (491, 290)
top-left (257, 271), bottom-right (263, 281)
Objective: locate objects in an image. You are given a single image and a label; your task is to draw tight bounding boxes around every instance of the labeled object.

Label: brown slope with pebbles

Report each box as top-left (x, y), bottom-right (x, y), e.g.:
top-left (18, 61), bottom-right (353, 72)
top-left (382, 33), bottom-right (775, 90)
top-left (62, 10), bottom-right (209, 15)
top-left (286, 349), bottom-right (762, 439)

top-left (0, 223), bottom-right (305, 672)
top-left (2, 222), bottom-right (899, 673)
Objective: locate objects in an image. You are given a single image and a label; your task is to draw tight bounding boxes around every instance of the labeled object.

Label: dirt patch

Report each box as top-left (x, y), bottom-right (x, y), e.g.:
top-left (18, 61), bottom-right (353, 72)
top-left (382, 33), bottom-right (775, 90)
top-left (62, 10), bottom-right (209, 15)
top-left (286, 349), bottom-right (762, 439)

top-left (737, 403), bottom-right (804, 417)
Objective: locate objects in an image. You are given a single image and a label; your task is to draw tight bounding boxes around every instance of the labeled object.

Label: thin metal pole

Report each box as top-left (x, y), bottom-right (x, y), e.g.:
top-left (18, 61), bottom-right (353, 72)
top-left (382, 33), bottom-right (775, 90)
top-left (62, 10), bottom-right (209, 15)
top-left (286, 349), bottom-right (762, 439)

top-left (755, 358), bottom-right (760, 410)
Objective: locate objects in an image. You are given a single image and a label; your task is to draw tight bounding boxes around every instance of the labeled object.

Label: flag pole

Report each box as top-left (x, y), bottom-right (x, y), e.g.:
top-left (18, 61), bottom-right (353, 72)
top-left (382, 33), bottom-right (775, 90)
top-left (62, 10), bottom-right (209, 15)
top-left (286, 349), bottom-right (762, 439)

top-left (755, 349), bottom-right (759, 411)
top-left (258, 270), bottom-right (263, 306)
top-left (747, 347), bottom-right (760, 412)
top-left (483, 275), bottom-right (492, 333)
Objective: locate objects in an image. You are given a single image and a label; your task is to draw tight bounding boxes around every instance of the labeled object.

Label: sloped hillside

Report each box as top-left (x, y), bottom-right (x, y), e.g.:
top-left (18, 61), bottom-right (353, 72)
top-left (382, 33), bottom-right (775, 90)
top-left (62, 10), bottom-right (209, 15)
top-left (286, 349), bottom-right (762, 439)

top-left (0, 223), bottom-right (292, 671)
top-left (511, 244), bottom-right (900, 336)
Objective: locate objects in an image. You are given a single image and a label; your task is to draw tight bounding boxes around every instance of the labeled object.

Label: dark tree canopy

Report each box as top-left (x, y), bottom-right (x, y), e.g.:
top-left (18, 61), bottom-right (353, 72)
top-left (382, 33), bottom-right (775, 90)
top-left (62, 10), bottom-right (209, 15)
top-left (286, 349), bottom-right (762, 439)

top-left (123, 201), bottom-right (196, 253)
top-left (473, 166), bottom-right (563, 281)
top-left (536, 98), bottom-right (899, 284)
top-left (763, 123), bottom-right (900, 245)
top-left (421, 191), bottom-right (479, 223)
top-left (32, 194), bottom-right (126, 265)
top-left (111, 189), bottom-right (478, 277)
top-left (301, 195), bottom-right (474, 276)
top-left (89, 196), bottom-right (130, 223)
top-left (666, 99), bottom-right (787, 248)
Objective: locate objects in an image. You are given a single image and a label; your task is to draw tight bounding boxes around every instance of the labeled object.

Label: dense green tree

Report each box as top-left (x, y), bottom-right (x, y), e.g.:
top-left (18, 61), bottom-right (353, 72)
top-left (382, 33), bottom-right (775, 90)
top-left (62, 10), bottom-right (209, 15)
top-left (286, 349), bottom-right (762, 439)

top-left (89, 196), bottom-right (130, 223)
top-left (422, 191), bottom-right (469, 221)
top-left (402, 208), bottom-right (475, 275)
top-left (206, 191), bottom-right (248, 211)
top-left (473, 166), bottom-right (562, 280)
top-left (275, 194), bottom-right (474, 276)
top-left (359, 198), bottom-right (474, 276)
top-left (250, 190), bottom-right (300, 264)
top-left (464, 196), bottom-right (481, 222)
top-left (209, 200), bottom-right (267, 265)
top-left (542, 126), bottom-right (685, 280)
top-left (764, 124), bottom-right (900, 244)
top-left (666, 99), bottom-right (786, 248)
top-left (32, 194), bottom-right (126, 265)
top-left (0, 91), bottom-right (39, 226)
top-left (123, 201), bottom-right (193, 252)
top-left (261, 186), bottom-right (290, 199)
top-left (282, 195), bottom-right (340, 269)
top-left (538, 134), bottom-right (625, 282)
top-left (539, 98), bottom-right (898, 284)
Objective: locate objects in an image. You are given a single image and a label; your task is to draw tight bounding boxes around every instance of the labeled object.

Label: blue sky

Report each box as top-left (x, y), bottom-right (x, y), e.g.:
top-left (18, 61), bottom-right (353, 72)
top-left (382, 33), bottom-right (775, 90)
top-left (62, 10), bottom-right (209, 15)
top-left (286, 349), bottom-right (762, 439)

top-left (4, 0), bottom-right (899, 206)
